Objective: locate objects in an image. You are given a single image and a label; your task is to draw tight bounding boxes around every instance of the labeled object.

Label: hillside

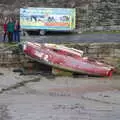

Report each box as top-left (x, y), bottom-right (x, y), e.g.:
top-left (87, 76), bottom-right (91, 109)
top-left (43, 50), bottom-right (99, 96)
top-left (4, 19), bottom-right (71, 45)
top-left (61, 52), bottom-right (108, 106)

top-left (0, 0), bottom-right (120, 32)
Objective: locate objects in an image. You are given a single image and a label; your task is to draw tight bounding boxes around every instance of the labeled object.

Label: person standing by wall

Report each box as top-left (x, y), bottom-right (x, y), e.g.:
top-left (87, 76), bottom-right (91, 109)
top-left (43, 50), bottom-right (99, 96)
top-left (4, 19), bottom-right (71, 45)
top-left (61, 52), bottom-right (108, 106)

top-left (7, 17), bottom-right (15, 43)
top-left (14, 19), bottom-right (20, 43)
top-left (3, 17), bottom-right (8, 42)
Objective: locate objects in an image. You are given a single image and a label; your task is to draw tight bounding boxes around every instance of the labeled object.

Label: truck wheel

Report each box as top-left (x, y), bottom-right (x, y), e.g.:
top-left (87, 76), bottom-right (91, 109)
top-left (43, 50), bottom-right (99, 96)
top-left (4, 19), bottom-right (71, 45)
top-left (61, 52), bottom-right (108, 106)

top-left (39, 30), bottom-right (46, 35)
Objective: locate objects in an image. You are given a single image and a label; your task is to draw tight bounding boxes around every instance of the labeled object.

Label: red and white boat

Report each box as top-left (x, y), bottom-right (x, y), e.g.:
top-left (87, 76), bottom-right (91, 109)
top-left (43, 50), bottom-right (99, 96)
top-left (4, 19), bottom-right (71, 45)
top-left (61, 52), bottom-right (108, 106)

top-left (23, 41), bottom-right (114, 77)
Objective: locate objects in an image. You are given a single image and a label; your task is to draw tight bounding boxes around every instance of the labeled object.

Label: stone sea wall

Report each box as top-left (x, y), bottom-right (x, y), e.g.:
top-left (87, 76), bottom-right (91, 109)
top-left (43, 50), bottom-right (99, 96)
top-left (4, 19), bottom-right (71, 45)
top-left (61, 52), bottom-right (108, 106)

top-left (0, 50), bottom-right (28, 67)
top-left (0, 43), bottom-right (120, 74)
top-left (0, 0), bottom-right (120, 32)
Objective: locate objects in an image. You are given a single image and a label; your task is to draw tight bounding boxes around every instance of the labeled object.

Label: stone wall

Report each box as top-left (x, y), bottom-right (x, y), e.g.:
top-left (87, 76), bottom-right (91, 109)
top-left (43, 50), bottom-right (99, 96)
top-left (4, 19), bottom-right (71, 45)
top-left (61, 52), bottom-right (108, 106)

top-left (0, 50), bottom-right (29, 67)
top-left (0, 43), bottom-right (120, 74)
top-left (0, 0), bottom-right (120, 32)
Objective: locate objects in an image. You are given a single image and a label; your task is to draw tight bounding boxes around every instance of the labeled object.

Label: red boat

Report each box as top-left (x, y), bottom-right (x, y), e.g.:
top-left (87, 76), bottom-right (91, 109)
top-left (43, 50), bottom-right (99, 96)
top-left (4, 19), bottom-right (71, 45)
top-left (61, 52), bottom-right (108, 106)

top-left (23, 42), bottom-right (114, 77)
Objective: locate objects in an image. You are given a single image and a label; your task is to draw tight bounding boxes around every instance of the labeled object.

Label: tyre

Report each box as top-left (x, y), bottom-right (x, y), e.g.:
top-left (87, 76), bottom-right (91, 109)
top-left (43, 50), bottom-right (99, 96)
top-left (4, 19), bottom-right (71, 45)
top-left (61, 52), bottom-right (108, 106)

top-left (39, 30), bottom-right (46, 35)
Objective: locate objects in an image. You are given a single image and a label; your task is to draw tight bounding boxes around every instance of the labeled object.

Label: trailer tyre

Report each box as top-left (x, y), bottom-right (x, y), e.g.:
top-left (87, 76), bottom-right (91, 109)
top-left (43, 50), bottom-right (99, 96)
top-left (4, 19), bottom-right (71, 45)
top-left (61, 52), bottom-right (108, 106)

top-left (39, 30), bottom-right (46, 35)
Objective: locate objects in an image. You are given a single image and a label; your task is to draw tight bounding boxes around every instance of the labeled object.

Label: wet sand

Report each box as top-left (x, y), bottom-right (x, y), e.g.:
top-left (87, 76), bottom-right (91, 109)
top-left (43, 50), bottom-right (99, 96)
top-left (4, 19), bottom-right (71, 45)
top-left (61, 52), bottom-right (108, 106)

top-left (0, 68), bottom-right (120, 120)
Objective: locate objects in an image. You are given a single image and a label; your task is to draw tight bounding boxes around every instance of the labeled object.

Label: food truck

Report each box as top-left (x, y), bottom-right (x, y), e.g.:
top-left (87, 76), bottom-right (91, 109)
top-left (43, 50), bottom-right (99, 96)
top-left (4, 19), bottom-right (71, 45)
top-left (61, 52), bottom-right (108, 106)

top-left (20, 7), bottom-right (76, 35)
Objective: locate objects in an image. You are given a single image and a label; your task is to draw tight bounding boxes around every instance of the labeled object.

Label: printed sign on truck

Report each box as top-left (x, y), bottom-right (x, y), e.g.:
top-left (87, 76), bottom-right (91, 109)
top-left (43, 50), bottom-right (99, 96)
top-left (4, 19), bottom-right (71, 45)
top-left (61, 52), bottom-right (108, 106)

top-left (20, 7), bottom-right (76, 31)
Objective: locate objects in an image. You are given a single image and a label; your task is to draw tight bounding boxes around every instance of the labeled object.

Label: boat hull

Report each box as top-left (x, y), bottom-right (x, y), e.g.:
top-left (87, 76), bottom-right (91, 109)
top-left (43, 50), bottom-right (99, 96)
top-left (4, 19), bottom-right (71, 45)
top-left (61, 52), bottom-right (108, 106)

top-left (23, 42), bottom-right (114, 77)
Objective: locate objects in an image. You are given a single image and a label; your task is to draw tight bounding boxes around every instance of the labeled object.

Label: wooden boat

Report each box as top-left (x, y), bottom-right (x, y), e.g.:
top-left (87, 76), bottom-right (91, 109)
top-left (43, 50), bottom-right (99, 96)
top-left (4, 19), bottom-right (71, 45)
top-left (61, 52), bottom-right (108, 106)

top-left (23, 41), bottom-right (114, 77)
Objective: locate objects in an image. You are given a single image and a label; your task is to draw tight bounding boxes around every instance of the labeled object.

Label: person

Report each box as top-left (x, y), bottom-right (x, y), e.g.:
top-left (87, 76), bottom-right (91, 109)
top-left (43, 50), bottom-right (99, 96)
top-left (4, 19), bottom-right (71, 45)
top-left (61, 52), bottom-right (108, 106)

top-left (3, 17), bottom-right (8, 42)
top-left (7, 17), bottom-right (15, 43)
top-left (14, 19), bottom-right (20, 42)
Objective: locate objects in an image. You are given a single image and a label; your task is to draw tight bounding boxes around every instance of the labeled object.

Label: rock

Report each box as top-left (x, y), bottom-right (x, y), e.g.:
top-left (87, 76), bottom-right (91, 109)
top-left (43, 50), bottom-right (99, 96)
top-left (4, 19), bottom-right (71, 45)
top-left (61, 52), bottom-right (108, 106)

top-left (0, 73), bottom-right (4, 75)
